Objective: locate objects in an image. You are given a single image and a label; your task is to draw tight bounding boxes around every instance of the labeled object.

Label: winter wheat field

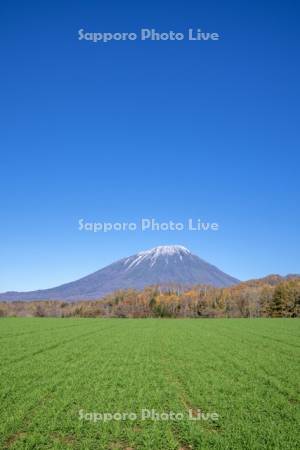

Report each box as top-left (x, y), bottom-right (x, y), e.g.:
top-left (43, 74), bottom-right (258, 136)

top-left (0, 318), bottom-right (299, 450)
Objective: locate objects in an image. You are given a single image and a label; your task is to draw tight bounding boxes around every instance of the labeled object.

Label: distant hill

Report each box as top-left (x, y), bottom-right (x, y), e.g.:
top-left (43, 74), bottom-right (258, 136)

top-left (0, 245), bottom-right (239, 301)
top-left (239, 274), bottom-right (300, 288)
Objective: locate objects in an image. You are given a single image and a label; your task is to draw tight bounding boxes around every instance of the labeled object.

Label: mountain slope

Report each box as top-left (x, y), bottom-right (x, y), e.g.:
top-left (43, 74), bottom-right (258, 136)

top-left (0, 245), bottom-right (239, 301)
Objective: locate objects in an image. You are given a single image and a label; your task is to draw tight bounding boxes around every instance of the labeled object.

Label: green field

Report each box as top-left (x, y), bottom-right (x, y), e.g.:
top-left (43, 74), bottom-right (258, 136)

top-left (0, 318), bottom-right (299, 449)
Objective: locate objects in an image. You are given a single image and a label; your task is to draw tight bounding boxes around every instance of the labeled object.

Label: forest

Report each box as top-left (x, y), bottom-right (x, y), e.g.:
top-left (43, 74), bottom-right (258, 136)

top-left (0, 275), bottom-right (299, 318)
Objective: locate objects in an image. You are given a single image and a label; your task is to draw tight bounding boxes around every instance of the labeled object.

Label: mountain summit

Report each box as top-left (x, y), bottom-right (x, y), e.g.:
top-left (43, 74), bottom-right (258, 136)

top-left (0, 245), bottom-right (239, 301)
top-left (124, 245), bottom-right (191, 269)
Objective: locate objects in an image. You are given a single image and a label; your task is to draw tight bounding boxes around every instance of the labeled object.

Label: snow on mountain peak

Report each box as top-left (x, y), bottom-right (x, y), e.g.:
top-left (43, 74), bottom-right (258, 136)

top-left (142, 245), bottom-right (191, 256)
top-left (125, 245), bottom-right (191, 270)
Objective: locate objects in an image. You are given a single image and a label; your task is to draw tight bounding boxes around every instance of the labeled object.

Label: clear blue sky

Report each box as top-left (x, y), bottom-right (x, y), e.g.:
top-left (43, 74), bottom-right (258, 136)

top-left (1, 0), bottom-right (300, 291)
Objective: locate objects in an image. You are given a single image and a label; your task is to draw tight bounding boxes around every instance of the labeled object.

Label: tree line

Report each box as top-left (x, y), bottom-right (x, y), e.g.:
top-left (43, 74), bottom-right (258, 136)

top-left (0, 275), bottom-right (299, 318)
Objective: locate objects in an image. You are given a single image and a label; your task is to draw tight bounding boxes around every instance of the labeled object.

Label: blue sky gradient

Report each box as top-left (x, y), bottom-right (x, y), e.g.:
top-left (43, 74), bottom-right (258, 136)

top-left (1, 0), bottom-right (300, 291)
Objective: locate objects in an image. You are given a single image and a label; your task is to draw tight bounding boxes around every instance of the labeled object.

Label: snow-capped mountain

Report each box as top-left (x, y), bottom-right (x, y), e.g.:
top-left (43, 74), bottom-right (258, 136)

top-left (0, 245), bottom-right (239, 301)
top-left (124, 245), bottom-right (192, 269)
